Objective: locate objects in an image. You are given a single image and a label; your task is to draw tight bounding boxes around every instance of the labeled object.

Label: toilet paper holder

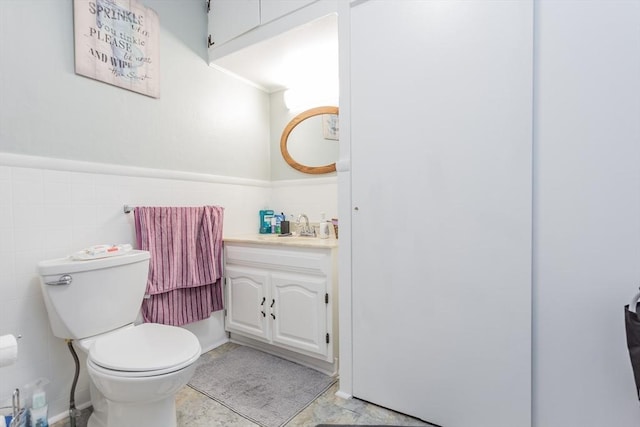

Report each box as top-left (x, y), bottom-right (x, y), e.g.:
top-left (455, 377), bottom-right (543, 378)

top-left (0, 334), bottom-right (22, 369)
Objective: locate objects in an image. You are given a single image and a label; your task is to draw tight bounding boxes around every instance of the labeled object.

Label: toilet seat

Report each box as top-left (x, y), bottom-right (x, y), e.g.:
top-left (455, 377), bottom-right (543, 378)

top-left (88, 323), bottom-right (201, 378)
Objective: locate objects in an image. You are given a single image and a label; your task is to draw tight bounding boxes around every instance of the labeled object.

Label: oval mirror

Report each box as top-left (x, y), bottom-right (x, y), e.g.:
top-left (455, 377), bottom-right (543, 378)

top-left (280, 106), bottom-right (339, 174)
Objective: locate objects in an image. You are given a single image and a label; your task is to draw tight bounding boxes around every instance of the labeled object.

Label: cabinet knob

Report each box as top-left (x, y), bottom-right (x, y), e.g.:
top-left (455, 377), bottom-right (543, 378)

top-left (271, 313), bottom-right (276, 320)
top-left (208, 35), bottom-right (215, 48)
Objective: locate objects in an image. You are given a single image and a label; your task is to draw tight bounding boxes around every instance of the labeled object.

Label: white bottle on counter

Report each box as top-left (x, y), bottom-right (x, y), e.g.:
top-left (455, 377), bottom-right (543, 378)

top-left (319, 213), bottom-right (330, 239)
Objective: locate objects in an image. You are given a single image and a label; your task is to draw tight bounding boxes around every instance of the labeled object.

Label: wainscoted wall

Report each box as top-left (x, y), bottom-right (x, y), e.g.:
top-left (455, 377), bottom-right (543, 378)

top-left (0, 0), bottom-right (272, 419)
top-left (0, 157), bottom-right (272, 419)
top-left (0, 0), bottom-right (340, 421)
top-left (271, 177), bottom-right (338, 224)
top-left (0, 155), bottom-right (338, 421)
top-left (0, 0), bottom-right (271, 181)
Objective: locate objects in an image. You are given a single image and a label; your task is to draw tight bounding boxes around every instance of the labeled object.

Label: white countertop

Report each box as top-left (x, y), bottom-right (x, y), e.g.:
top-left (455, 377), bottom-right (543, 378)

top-left (224, 234), bottom-right (338, 249)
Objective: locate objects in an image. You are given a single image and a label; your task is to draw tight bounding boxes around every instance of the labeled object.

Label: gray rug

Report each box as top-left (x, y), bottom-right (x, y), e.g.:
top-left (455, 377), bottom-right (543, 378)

top-left (188, 345), bottom-right (337, 427)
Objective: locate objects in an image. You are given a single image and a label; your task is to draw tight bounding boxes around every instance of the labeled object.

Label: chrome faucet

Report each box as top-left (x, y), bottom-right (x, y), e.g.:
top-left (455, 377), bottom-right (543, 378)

top-left (297, 214), bottom-right (316, 237)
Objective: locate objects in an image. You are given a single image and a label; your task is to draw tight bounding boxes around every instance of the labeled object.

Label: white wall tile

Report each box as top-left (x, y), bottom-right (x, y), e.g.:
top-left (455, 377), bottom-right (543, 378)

top-left (42, 204), bottom-right (74, 228)
top-left (0, 250), bottom-right (15, 301)
top-left (71, 204), bottom-right (98, 228)
top-left (13, 250), bottom-right (45, 300)
top-left (4, 295), bottom-right (50, 370)
top-left (12, 205), bottom-right (44, 229)
top-left (13, 226), bottom-right (45, 253)
top-left (0, 166), bottom-right (11, 181)
top-left (42, 169), bottom-right (71, 183)
top-left (12, 180), bottom-right (44, 206)
top-left (0, 163), bottom-right (335, 416)
top-left (0, 181), bottom-right (13, 225)
top-left (0, 226), bottom-right (14, 250)
top-left (70, 174), bottom-right (95, 205)
top-left (46, 337), bottom-right (90, 418)
top-left (44, 180), bottom-right (72, 206)
top-left (11, 168), bottom-right (42, 183)
top-left (44, 227), bottom-right (74, 256)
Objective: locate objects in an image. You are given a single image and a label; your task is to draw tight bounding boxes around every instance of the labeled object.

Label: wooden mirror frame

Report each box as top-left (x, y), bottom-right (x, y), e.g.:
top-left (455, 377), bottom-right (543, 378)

top-left (280, 106), bottom-right (338, 174)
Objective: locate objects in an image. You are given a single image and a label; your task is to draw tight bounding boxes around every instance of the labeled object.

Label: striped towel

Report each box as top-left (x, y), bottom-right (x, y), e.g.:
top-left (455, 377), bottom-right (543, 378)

top-left (134, 206), bottom-right (224, 326)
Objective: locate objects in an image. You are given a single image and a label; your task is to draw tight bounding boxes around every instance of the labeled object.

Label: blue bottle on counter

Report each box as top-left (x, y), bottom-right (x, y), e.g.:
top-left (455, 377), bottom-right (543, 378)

top-left (259, 210), bottom-right (274, 234)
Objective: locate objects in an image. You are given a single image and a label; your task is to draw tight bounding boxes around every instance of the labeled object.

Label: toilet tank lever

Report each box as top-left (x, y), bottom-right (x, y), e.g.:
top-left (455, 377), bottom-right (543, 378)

top-left (46, 274), bottom-right (73, 286)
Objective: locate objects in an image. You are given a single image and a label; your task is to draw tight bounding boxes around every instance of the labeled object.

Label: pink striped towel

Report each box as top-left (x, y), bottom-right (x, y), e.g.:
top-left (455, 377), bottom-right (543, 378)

top-left (134, 206), bottom-right (224, 326)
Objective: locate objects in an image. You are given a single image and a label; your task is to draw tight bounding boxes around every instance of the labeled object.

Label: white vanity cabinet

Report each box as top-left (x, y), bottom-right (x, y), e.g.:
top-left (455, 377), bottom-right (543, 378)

top-left (223, 238), bottom-right (338, 373)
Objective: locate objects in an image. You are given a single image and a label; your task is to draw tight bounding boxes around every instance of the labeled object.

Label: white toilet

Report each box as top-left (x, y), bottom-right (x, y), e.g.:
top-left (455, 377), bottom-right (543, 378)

top-left (37, 250), bottom-right (201, 427)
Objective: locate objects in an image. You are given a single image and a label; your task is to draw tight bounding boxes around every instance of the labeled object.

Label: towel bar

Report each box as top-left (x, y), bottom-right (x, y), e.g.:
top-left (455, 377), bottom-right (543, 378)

top-left (123, 205), bottom-right (134, 214)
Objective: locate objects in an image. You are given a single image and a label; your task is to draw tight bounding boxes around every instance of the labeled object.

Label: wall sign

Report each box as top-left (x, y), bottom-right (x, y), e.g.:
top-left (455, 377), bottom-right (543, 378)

top-left (74, 0), bottom-right (160, 98)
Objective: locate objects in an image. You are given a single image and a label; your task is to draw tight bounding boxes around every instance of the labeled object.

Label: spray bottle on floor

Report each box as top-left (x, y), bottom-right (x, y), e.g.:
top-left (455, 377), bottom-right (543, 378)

top-left (28, 379), bottom-right (49, 427)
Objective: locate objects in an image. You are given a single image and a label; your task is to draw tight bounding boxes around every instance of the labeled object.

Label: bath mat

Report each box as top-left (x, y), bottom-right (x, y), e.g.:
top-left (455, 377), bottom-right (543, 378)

top-left (188, 345), bottom-right (337, 427)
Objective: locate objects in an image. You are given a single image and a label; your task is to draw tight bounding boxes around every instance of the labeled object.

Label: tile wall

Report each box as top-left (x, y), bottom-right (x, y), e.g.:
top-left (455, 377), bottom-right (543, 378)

top-left (0, 161), bottom-right (337, 421)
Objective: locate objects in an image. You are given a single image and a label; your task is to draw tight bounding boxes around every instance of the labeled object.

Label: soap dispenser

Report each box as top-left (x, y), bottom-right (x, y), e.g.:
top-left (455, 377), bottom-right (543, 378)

top-left (319, 213), bottom-right (330, 239)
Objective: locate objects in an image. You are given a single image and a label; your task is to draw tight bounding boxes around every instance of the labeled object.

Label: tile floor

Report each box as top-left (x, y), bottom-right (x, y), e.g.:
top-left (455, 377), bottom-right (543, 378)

top-left (51, 343), bottom-right (430, 427)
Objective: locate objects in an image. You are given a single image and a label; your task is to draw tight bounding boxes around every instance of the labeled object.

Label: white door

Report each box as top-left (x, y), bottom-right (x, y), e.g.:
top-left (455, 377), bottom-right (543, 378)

top-left (350, 2), bottom-right (533, 426)
top-left (271, 272), bottom-right (328, 359)
top-left (225, 265), bottom-right (270, 341)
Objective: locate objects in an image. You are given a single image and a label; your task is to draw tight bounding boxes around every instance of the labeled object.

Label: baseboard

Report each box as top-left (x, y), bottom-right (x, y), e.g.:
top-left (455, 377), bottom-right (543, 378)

top-left (200, 336), bottom-right (230, 354)
top-left (334, 390), bottom-right (352, 400)
top-left (48, 400), bottom-right (92, 425)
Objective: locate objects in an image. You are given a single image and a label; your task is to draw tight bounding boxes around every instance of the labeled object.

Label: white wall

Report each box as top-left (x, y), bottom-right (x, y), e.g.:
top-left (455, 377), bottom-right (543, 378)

top-left (271, 176), bottom-right (338, 224)
top-left (270, 90), bottom-right (338, 181)
top-left (0, 0), bottom-right (340, 421)
top-left (0, 0), bottom-right (274, 421)
top-left (0, 0), bottom-right (270, 181)
top-left (269, 90), bottom-right (338, 223)
top-left (0, 158), bottom-right (271, 420)
top-left (533, 1), bottom-right (640, 426)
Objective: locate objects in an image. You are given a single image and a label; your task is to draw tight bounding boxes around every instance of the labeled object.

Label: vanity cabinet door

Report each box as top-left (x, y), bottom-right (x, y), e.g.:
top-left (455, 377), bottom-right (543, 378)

top-left (208, 0), bottom-right (260, 47)
top-left (224, 265), bottom-right (270, 342)
top-left (270, 272), bottom-right (329, 359)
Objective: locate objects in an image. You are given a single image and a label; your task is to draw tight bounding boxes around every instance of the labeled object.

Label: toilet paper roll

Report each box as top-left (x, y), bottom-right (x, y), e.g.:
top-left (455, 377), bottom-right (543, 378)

top-left (0, 334), bottom-right (18, 368)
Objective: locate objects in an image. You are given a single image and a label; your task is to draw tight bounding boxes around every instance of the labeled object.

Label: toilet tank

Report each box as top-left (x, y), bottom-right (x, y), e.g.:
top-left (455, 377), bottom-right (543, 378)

top-left (37, 250), bottom-right (151, 340)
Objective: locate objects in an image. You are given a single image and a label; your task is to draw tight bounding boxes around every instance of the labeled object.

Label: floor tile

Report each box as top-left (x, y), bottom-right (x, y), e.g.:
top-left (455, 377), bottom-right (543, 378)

top-left (51, 343), bottom-right (430, 427)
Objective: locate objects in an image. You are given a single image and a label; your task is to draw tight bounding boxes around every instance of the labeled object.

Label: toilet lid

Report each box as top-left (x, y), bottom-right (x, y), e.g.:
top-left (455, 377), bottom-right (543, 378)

top-left (89, 323), bottom-right (201, 372)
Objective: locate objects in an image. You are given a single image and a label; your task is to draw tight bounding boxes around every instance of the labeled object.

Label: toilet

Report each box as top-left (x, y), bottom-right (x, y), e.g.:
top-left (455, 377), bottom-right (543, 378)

top-left (37, 250), bottom-right (201, 427)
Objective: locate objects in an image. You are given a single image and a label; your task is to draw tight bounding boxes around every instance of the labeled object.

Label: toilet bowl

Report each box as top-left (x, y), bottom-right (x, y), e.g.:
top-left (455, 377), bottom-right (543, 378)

top-left (80, 323), bottom-right (201, 427)
top-left (37, 250), bottom-right (202, 427)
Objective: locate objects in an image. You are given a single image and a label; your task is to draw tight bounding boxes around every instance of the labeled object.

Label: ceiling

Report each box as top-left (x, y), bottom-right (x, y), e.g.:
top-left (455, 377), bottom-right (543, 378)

top-left (211, 14), bottom-right (338, 94)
